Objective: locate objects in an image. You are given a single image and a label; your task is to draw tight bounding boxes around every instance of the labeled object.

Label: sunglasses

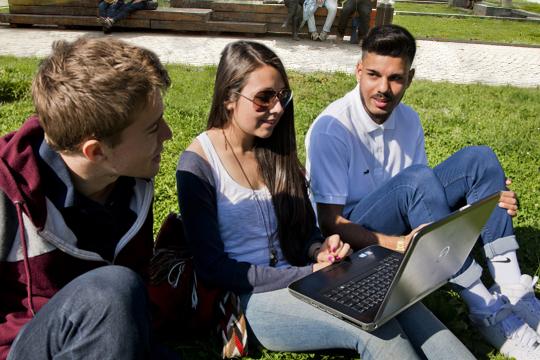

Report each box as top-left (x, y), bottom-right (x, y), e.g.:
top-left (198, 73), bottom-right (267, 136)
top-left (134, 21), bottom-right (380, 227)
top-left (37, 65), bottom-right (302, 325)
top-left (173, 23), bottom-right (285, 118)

top-left (235, 88), bottom-right (293, 112)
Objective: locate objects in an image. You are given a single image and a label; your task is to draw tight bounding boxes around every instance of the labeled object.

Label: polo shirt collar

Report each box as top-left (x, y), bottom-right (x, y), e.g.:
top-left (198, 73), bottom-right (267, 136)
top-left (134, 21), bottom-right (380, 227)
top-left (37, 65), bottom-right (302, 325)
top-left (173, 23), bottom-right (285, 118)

top-left (351, 84), bottom-right (397, 134)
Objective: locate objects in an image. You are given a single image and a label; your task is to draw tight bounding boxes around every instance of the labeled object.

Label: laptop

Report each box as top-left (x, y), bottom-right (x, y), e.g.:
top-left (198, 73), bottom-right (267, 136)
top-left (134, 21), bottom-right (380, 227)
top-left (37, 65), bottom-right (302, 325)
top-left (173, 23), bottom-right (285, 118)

top-left (288, 191), bottom-right (501, 331)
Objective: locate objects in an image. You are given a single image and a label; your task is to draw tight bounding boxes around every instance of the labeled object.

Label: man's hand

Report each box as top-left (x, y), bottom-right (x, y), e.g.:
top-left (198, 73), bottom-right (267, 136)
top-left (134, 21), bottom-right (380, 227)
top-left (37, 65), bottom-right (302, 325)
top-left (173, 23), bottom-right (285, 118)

top-left (499, 178), bottom-right (518, 217)
top-left (378, 224), bottom-right (429, 253)
top-left (313, 234), bottom-right (351, 272)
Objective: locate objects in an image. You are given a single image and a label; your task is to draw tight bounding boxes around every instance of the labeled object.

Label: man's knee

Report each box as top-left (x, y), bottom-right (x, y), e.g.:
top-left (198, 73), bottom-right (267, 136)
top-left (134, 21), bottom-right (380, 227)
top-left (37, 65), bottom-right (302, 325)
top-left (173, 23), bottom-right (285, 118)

top-left (76, 265), bottom-right (147, 309)
top-left (459, 145), bottom-right (495, 160)
top-left (359, 1), bottom-right (372, 16)
top-left (325, 0), bottom-right (337, 11)
top-left (457, 146), bottom-right (504, 179)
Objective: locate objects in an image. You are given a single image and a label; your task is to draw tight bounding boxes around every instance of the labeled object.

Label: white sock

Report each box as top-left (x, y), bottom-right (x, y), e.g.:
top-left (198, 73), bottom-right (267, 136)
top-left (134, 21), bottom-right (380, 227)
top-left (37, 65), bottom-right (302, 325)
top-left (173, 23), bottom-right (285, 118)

top-left (460, 279), bottom-right (500, 313)
top-left (488, 250), bottom-right (522, 286)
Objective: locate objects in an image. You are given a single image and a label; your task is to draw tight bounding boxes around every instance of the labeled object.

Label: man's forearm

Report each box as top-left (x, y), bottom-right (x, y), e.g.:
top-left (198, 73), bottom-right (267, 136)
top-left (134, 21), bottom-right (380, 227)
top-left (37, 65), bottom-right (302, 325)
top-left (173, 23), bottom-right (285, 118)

top-left (320, 216), bottom-right (374, 249)
top-left (321, 217), bottom-right (399, 251)
top-left (317, 203), bottom-right (402, 251)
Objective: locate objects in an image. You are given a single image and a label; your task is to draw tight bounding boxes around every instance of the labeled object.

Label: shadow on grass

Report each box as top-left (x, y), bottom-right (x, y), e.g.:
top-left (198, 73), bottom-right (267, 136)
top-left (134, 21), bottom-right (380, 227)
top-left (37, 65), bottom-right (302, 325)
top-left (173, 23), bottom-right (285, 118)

top-left (167, 332), bottom-right (356, 359)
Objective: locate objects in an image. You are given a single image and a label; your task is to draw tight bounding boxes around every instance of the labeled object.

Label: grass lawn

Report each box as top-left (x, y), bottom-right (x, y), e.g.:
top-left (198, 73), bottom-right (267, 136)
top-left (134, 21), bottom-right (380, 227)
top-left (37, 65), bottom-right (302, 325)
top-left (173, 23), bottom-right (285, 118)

top-left (484, 0), bottom-right (540, 13)
top-left (397, 0), bottom-right (540, 14)
top-left (1, 56), bottom-right (539, 359)
top-left (394, 2), bottom-right (471, 14)
top-left (393, 13), bottom-right (540, 44)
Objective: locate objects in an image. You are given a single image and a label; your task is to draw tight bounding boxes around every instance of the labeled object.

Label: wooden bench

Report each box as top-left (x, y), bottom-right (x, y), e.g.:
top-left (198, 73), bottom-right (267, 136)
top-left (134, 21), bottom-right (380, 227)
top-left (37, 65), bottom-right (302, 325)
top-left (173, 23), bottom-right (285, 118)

top-left (171, 0), bottom-right (377, 35)
top-left (5, 0), bottom-right (217, 31)
top-left (3, 0), bottom-right (379, 36)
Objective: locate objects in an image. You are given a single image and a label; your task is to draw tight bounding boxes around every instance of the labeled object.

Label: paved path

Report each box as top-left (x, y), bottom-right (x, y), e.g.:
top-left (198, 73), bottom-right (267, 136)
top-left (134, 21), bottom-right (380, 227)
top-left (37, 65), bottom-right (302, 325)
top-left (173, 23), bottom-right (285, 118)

top-left (0, 26), bottom-right (539, 87)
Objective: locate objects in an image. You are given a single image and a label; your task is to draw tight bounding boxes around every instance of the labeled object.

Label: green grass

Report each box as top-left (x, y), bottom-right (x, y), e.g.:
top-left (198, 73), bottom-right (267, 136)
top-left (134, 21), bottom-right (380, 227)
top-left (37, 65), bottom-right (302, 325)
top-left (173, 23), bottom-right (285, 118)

top-left (484, 0), bottom-right (540, 13)
top-left (517, 2), bottom-right (540, 13)
top-left (394, 2), bottom-right (471, 14)
top-left (393, 14), bottom-right (540, 44)
top-left (1, 56), bottom-right (539, 360)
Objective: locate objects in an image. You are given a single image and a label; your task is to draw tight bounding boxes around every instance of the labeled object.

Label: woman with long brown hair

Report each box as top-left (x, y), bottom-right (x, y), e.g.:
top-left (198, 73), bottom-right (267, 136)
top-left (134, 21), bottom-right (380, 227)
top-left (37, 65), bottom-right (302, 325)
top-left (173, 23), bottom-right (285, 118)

top-left (176, 40), bottom-right (474, 358)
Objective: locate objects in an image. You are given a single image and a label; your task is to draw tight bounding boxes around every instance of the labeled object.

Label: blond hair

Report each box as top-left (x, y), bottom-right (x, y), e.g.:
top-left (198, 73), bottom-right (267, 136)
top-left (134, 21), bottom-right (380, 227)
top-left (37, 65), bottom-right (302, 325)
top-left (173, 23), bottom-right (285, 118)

top-left (32, 36), bottom-right (170, 151)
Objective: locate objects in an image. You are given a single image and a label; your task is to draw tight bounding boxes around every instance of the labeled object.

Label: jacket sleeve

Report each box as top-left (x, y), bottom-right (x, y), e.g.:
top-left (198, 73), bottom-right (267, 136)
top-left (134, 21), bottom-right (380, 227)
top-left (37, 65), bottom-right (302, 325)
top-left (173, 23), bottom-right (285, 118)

top-left (176, 151), bottom-right (313, 294)
top-left (304, 225), bottom-right (324, 263)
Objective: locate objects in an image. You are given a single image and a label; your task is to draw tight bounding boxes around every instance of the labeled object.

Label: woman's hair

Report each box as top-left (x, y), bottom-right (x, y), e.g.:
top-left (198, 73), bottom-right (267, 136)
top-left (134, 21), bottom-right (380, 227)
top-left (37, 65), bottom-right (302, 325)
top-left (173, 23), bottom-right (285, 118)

top-left (32, 37), bottom-right (170, 152)
top-left (208, 41), bottom-right (316, 265)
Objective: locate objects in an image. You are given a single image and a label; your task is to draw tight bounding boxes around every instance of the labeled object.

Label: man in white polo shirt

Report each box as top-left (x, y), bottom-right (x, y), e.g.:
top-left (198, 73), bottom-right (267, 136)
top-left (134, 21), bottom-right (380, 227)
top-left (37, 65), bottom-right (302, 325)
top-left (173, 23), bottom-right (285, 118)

top-left (306, 24), bottom-right (540, 360)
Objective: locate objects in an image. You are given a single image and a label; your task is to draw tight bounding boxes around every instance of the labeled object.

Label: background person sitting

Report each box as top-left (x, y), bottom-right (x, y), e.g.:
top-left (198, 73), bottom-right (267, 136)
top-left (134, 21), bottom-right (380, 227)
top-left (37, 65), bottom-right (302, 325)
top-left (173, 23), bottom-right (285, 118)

top-left (282, 0), bottom-right (304, 41)
top-left (98, 0), bottom-right (158, 34)
top-left (302, 0), bottom-right (338, 41)
top-left (336, 0), bottom-right (372, 44)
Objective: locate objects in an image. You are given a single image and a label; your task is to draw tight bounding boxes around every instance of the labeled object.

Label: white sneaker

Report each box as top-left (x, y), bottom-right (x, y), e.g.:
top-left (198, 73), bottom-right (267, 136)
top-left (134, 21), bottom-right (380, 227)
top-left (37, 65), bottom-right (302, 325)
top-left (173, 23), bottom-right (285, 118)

top-left (318, 31), bottom-right (328, 41)
top-left (492, 275), bottom-right (540, 334)
top-left (310, 32), bottom-right (319, 41)
top-left (470, 303), bottom-right (540, 360)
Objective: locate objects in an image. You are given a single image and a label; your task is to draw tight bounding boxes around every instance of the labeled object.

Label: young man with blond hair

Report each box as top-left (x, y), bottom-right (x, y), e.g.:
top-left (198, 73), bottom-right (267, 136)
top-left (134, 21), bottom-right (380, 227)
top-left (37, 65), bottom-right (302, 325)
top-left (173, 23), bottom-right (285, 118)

top-left (0, 37), bottom-right (175, 359)
top-left (307, 25), bottom-right (540, 359)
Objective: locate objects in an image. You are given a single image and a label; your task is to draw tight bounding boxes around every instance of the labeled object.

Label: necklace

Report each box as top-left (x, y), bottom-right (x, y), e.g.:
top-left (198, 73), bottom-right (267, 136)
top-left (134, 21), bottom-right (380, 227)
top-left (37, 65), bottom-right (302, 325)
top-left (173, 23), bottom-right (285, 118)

top-left (222, 129), bottom-right (278, 267)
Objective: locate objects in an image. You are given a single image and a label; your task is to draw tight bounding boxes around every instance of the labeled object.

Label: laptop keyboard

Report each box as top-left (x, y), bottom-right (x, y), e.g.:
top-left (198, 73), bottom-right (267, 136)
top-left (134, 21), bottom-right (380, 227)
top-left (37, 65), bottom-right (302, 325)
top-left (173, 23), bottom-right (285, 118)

top-left (323, 253), bottom-right (401, 314)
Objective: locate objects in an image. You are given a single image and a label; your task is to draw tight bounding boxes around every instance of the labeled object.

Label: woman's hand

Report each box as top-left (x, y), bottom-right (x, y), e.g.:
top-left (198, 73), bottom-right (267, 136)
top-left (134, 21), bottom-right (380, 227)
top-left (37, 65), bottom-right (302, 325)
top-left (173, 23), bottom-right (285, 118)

top-left (499, 178), bottom-right (518, 217)
top-left (313, 234), bottom-right (351, 272)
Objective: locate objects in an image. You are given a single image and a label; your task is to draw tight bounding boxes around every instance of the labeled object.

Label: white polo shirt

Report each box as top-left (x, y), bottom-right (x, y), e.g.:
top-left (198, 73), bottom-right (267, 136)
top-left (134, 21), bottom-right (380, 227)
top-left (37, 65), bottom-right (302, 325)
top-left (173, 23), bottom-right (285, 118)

top-left (306, 84), bottom-right (428, 218)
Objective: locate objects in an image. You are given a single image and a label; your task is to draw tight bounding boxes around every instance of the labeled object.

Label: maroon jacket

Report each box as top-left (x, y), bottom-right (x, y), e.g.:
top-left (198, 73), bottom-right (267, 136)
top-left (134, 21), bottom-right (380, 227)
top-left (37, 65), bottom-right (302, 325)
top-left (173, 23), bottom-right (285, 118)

top-left (0, 117), bottom-right (155, 359)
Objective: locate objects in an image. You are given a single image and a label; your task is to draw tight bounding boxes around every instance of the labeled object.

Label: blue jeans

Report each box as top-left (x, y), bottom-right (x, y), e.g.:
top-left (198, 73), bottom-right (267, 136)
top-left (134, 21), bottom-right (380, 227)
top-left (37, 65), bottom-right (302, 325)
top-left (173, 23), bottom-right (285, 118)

top-left (98, 1), bottom-right (121, 18)
top-left (7, 266), bottom-right (177, 360)
top-left (241, 288), bottom-right (475, 359)
top-left (348, 146), bottom-right (519, 289)
top-left (307, 0), bottom-right (337, 33)
top-left (337, 0), bottom-right (371, 38)
top-left (98, 0), bottom-right (148, 22)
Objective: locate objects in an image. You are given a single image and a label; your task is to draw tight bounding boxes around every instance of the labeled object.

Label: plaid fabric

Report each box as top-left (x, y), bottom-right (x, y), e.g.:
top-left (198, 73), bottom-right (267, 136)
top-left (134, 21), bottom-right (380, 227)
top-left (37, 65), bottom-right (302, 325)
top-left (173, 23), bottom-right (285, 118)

top-left (219, 292), bottom-right (249, 358)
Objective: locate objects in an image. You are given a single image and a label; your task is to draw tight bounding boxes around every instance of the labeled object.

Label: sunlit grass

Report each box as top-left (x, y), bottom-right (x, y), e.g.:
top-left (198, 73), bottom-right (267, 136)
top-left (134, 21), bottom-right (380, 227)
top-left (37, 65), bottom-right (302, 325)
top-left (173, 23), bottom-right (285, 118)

top-left (394, 14), bottom-right (540, 45)
top-left (394, 2), bottom-right (471, 14)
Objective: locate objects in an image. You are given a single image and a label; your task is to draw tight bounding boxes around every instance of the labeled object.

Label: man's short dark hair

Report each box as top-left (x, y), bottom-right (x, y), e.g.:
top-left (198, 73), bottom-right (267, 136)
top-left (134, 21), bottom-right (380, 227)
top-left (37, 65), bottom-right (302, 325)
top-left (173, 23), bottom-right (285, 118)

top-left (361, 25), bottom-right (416, 66)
